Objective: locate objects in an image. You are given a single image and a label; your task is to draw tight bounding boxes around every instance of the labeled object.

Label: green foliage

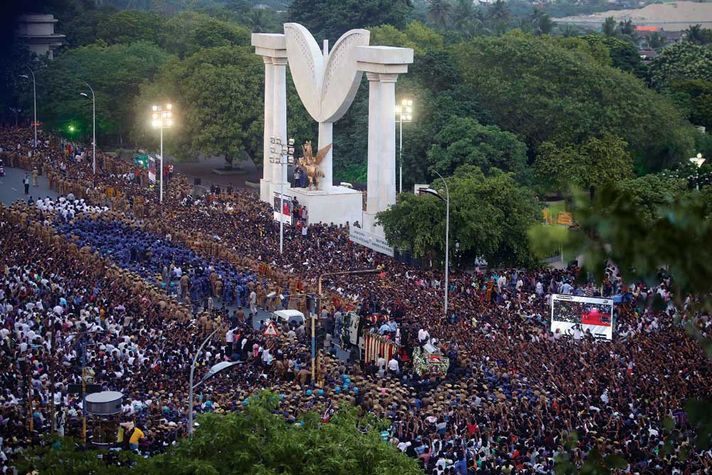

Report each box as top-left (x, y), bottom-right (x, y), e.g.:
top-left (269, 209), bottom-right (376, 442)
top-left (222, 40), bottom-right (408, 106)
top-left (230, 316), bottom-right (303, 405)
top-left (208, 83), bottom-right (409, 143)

top-left (377, 165), bottom-right (540, 266)
top-left (602, 173), bottom-right (689, 226)
top-left (160, 12), bottom-right (251, 58)
top-left (534, 134), bottom-right (634, 194)
top-left (426, 116), bottom-right (528, 179)
top-left (581, 33), bottom-right (646, 77)
top-left (18, 437), bottom-right (140, 474)
top-left (38, 41), bottom-right (172, 143)
top-left (17, 393), bottom-right (418, 474)
top-left (455, 32), bottom-right (696, 171)
top-left (684, 25), bottom-right (712, 46)
top-left (96, 10), bottom-right (162, 45)
top-left (144, 392), bottom-right (420, 475)
top-left (649, 42), bottom-right (712, 90)
top-left (288, 0), bottom-right (413, 41)
top-left (667, 79), bottom-right (712, 130)
top-left (134, 46), bottom-right (263, 164)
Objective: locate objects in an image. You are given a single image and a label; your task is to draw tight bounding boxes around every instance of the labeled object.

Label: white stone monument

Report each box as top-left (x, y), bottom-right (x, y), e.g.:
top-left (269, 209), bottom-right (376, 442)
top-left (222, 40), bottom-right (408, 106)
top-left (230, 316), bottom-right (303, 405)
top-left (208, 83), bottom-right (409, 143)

top-left (252, 24), bottom-right (413, 244)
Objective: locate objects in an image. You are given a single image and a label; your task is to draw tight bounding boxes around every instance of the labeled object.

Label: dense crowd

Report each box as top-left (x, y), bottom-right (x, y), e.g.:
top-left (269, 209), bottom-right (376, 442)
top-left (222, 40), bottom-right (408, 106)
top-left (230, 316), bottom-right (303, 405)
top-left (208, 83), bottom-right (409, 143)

top-left (1, 126), bottom-right (711, 474)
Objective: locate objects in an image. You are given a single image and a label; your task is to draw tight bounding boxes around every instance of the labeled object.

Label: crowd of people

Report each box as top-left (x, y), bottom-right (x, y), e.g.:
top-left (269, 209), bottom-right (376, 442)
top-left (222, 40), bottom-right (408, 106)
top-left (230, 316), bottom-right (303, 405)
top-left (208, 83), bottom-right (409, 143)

top-left (1, 126), bottom-right (711, 474)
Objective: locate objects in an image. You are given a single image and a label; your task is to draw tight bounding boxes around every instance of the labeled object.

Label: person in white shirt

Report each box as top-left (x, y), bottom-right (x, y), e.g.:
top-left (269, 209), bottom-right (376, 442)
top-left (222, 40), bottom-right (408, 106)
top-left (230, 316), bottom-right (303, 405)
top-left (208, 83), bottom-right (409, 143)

top-left (418, 328), bottom-right (430, 346)
top-left (387, 356), bottom-right (400, 376)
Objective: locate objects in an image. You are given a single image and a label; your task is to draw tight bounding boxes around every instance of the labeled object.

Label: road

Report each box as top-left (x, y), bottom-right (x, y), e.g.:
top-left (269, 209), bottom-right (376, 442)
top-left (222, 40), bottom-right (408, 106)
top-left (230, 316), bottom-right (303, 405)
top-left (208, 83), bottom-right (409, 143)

top-left (0, 166), bottom-right (58, 206)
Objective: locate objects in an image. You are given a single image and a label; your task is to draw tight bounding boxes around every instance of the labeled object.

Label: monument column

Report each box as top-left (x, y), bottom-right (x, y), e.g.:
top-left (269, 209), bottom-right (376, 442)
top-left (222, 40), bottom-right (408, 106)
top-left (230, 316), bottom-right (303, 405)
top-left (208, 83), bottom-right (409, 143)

top-left (356, 46), bottom-right (414, 236)
top-left (261, 57), bottom-right (274, 202)
top-left (251, 33), bottom-right (287, 204)
top-left (365, 72), bottom-right (381, 215)
top-left (272, 57), bottom-right (288, 189)
top-left (377, 73), bottom-right (397, 212)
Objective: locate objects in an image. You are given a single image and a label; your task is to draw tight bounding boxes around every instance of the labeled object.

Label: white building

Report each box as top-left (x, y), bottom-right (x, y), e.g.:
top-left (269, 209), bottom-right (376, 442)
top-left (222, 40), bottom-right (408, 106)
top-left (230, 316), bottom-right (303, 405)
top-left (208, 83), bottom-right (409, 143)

top-left (15, 14), bottom-right (65, 59)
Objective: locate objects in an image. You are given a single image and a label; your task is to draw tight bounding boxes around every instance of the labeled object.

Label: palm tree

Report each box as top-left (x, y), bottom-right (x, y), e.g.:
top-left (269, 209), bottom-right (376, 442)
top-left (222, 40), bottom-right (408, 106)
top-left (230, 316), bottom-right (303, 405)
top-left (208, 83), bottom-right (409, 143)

top-left (648, 32), bottom-right (666, 50)
top-left (428, 0), bottom-right (453, 29)
top-left (487, 0), bottom-right (511, 34)
top-left (684, 24), bottom-right (712, 45)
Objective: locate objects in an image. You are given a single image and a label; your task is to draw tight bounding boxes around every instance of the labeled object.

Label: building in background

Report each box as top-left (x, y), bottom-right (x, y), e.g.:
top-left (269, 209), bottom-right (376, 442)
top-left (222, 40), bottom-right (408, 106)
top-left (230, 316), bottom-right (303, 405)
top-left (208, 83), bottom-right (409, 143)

top-left (15, 14), bottom-right (65, 59)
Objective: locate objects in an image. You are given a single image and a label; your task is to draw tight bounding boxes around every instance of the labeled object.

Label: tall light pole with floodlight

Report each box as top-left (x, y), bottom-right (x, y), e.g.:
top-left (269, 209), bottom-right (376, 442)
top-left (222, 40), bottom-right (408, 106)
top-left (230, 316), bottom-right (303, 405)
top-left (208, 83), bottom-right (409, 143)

top-left (396, 98), bottom-right (413, 194)
top-left (19, 68), bottom-right (37, 148)
top-left (187, 328), bottom-right (218, 438)
top-left (690, 153), bottom-right (706, 191)
top-left (269, 136), bottom-right (295, 254)
top-left (420, 170), bottom-right (450, 320)
top-left (151, 103), bottom-right (174, 203)
top-left (80, 82), bottom-right (96, 175)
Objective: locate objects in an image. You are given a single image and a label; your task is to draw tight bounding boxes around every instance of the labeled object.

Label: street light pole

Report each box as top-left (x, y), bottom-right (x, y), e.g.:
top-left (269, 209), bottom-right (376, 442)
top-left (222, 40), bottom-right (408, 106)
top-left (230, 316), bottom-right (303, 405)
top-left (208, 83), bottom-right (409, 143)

top-left (421, 172), bottom-right (450, 320)
top-left (396, 99), bottom-right (413, 194)
top-left (151, 104), bottom-right (174, 203)
top-left (19, 69), bottom-right (37, 148)
top-left (188, 328), bottom-right (218, 438)
top-left (80, 82), bottom-right (96, 174)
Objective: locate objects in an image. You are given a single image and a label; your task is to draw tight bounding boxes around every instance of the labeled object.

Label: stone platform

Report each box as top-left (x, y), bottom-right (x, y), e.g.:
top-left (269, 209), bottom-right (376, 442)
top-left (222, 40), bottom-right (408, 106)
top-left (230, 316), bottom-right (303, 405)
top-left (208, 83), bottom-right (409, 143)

top-left (290, 185), bottom-right (363, 226)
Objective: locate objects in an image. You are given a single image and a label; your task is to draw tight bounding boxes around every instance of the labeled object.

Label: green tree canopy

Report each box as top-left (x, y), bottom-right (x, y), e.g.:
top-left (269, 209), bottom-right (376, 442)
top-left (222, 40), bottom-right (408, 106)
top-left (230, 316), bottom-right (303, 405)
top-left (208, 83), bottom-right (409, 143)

top-left (534, 134), bottom-right (635, 194)
top-left (427, 116), bottom-right (528, 179)
top-left (288, 0), bottom-right (413, 42)
top-left (37, 41), bottom-right (172, 144)
top-left (455, 32), bottom-right (696, 171)
top-left (160, 11), bottom-right (251, 58)
top-left (19, 392), bottom-right (420, 475)
top-left (96, 10), bottom-right (162, 45)
top-left (377, 165), bottom-right (540, 266)
top-left (134, 46), bottom-right (263, 165)
top-left (649, 42), bottom-right (712, 90)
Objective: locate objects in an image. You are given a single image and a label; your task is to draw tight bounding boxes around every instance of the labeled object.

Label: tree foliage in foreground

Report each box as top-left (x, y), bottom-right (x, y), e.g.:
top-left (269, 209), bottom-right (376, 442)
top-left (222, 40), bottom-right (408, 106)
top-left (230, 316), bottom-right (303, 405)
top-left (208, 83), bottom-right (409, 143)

top-left (377, 165), bottom-right (540, 267)
top-left (20, 392), bottom-right (420, 475)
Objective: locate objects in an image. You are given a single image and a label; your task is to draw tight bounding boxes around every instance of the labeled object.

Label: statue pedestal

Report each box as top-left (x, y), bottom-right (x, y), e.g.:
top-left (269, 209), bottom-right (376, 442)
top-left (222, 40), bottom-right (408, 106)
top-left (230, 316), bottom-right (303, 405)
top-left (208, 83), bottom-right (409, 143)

top-left (290, 186), bottom-right (363, 226)
top-left (260, 178), bottom-right (272, 202)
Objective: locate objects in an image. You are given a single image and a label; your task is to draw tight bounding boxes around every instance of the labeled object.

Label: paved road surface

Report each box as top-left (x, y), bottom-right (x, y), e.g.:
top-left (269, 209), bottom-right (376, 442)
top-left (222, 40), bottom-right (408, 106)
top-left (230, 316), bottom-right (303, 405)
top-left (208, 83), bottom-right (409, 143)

top-left (0, 166), bottom-right (58, 206)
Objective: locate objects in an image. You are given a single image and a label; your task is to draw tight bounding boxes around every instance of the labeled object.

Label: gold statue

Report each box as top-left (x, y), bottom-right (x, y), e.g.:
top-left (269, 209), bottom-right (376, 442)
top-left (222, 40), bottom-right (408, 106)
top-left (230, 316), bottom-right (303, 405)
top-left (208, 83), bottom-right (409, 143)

top-left (298, 141), bottom-right (332, 190)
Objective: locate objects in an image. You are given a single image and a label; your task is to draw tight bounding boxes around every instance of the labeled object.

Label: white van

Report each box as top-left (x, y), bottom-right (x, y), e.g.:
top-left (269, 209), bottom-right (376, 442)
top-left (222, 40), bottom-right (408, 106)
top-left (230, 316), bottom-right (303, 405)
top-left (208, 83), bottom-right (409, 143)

top-left (272, 309), bottom-right (305, 327)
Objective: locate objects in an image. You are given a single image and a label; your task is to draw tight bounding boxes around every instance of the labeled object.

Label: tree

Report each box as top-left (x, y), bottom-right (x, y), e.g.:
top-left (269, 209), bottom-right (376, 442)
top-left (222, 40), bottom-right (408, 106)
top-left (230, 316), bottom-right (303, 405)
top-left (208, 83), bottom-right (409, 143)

top-left (649, 42), bottom-right (712, 90)
top-left (96, 10), bottom-right (161, 45)
top-left (426, 116), bottom-right (529, 179)
top-left (602, 16), bottom-right (617, 36)
top-left (455, 32), bottom-right (696, 171)
top-left (135, 46), bottom-right (263, 166)
top-left (685, 24), bottom-right (712, 46)
top-left (582, 33), bottom-right (646, 77)
top-left (601, 173), bottom-right (688, 226)
top-left (530, 8), bottom-right (554, 35)
top-left (288, 0), bottom-right (413, 42)
top-left (38, 41), bottom-right (172, 145)
top-left (427, 0), bottom-right (452, 29)
top-left (19, 392), bottom-right (421, 475)
top-left (534, 134), bottom-right (634, 195)
top-left (160, 11), bottom-right (251, 59)
top-left (377, 165), bottom-right (540, 266)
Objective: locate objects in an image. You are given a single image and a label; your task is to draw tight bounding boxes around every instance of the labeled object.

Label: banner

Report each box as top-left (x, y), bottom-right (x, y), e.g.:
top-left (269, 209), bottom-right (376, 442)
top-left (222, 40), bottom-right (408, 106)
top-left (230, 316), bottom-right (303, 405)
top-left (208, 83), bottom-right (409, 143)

top-left (349, 227), bottom-right (394, 257)
top-left (551, 294), bottom-right (614, 340)
top-left (273, 192), bottom-right (292, 225)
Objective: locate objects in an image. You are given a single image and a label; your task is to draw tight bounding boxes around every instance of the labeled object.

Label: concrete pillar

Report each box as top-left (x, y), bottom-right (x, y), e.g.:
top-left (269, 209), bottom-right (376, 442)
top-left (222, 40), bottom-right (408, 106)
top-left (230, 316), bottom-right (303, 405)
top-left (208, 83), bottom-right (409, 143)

top-left (318, 122), bottom-right (333, 191)
top-left (272, 57), bottom-right (288, 187)
top-left (377, 74), bottom-right (397, 212)
top-left (252, 32), bottom-right (287, 203)
top-left (366, 72), bottom-right (381, 214)
top-left (261, 57), bottom-right (274, 201)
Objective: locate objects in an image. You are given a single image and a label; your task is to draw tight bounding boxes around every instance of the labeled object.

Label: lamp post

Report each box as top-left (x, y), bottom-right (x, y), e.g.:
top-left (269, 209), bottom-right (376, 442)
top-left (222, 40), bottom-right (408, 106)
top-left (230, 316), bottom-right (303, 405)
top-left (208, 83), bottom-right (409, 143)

top-left (690, 153), bottom-right (706, 191)
top-left (395, 98), bottom-right (413, 194)
top-left (269, 137), bottom-right (295, 254)
top-left (420, 171), bottom-right (450, 320)
top-left (188, 328), bottom-right (218, 438)
top-left (19, 68), bottom-right (37, 148)
top-left (80, 82), bottom-right (96, 175)
top-left (151, 103), bottom-right (174, 203)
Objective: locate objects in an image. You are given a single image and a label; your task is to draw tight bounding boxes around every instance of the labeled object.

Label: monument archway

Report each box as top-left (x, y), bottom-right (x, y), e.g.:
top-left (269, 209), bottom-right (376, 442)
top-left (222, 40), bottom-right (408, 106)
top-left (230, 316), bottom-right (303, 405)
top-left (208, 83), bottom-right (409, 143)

top-left (252, 24), bottom-right (413, 250)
